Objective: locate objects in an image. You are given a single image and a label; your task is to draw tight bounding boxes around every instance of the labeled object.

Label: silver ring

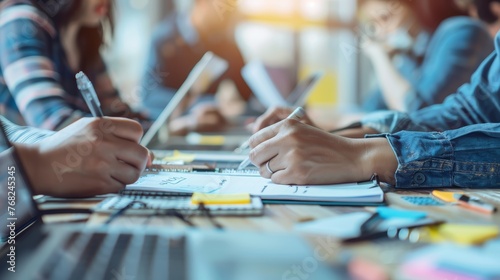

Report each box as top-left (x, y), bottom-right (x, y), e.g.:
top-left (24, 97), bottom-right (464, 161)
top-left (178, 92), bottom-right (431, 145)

top-left (266, 161), bottom-right (275, 175)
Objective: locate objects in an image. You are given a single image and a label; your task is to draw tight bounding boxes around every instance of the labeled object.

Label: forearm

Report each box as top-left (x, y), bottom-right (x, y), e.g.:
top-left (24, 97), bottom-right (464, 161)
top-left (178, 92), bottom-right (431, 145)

top-left (370, 54), bottom-right (412, 111)
top-left (386, 123), bottom-right (500, 189)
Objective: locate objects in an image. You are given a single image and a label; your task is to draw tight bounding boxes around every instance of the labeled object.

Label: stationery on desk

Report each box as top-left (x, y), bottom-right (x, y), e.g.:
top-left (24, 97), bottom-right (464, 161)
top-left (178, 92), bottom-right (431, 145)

top-left (94, 192), bottom-right (264, 216)
top-left (125, 171), bottom-right (385, 206)
top-left (432, 190), bottom-right (497, 214)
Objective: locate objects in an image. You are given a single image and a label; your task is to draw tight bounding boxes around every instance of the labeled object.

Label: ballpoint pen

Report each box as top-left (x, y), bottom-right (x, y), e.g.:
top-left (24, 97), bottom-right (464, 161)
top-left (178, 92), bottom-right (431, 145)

top-left (237, 107), bottom-right (306, 170)
top-left (76, 71), bottom-right (104, 117)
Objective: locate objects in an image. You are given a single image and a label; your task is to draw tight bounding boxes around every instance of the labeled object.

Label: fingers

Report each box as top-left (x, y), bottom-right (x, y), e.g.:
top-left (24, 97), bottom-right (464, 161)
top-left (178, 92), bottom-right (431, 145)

top-left (259, 156), bottom-right (286, 179)
top-left (103, 117), bottom-right (144, 143)
top-left (109, 160), bottom-right (143, 186)
top-left (248, 120), bottom-right (283, 150)
top-left (253, 107), bottom-right (294, 133)
top-left (111, 137), bottom-right (149, 171)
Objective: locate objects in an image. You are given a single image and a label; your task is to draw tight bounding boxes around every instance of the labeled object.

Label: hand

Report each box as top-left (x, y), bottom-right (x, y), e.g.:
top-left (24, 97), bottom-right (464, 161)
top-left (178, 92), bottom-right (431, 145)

top-left (251, 107), bottom-right (315, 133)
top-left (248, 119), bottom-right (397, 185)
top-left (169, 104), bottom-right (227, 136)
top-left (15, 117), bottom-right (149, 197)
top-left (362, 38), bottom-right (390, 60)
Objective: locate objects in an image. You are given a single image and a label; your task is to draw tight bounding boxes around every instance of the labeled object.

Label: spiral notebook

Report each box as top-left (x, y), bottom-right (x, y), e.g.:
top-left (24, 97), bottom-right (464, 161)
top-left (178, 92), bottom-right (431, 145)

top-left (125, 171), bottom-right (385, 206)
top-left (94, 194), bottom-right (264, 216)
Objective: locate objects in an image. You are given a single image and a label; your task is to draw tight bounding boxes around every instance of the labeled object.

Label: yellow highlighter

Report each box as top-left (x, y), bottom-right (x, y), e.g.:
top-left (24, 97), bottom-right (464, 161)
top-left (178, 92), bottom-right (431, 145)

top-left (191, 193), bottom-right (251, 205)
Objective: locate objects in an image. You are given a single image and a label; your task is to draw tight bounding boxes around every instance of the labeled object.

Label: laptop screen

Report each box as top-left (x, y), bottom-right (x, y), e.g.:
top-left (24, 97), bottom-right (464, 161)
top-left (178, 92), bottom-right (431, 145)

top-left (0, 123), bottom-right (40, 242)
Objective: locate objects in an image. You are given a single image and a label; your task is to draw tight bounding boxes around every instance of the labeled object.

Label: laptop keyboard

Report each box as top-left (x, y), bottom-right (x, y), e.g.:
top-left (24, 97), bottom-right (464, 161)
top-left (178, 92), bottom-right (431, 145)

top-left (38, 231), bottom-right (187, 280)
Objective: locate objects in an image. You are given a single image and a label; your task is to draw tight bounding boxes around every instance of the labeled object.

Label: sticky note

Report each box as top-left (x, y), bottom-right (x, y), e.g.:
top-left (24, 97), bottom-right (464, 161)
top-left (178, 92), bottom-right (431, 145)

top-left (377, 207), bottom-right (427, 220)
top-left (191, 193), bottom-right (251, 205)
top-left (432, 190), bottom-right (462, 203)
top-left (161, 150), bottom-right (196, 163)
top-left (429, 224), bottom-right (499, 245)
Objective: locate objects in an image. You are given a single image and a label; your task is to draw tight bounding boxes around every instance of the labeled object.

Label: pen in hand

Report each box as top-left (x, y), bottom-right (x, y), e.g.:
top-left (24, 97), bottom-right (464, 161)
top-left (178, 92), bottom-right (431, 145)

top-left (76, 71), bottom-right (104, 117)
top-left (237, 107), bottom-right (306, 170)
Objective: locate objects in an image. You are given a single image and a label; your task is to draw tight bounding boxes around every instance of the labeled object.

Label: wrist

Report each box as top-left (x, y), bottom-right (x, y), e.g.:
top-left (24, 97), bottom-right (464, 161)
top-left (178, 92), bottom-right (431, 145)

top-left (359, 138), bottom-right (398, 184)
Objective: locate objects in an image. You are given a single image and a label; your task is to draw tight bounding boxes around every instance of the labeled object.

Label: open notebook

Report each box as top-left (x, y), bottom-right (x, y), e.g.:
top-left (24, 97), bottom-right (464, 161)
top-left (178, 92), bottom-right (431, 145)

top-left (126, 171), bottom-right (385, 206)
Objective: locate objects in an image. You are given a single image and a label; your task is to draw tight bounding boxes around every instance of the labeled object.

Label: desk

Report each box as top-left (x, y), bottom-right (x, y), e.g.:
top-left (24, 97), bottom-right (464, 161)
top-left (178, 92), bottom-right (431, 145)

top-left (38, 187), bottom-right (500, 278)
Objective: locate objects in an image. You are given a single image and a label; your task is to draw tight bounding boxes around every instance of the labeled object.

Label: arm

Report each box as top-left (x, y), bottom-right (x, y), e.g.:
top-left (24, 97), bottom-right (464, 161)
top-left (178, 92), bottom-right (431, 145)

top-left (361, 33), bottom-right (500, 134)
top-left (404, 18), bottom-right (493, 112)
top-left (13, 117), bottom-right (149, 197)
top-left (248, 119), bottom-right (500, 189)
top-left (364, 41), bottom-right (411, 111)
top-left (0, 8), bottom-right (88, 130)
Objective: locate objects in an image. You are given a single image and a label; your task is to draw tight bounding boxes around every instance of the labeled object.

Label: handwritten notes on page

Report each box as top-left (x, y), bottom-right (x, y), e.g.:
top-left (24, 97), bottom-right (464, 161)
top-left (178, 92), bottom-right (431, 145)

top-left (127, 172), bottom-right (384, 203)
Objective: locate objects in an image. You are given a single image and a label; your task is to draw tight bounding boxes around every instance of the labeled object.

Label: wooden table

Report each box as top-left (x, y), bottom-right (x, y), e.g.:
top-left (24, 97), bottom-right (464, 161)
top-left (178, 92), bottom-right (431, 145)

top-left (38, 187), bottom-right (500, 279)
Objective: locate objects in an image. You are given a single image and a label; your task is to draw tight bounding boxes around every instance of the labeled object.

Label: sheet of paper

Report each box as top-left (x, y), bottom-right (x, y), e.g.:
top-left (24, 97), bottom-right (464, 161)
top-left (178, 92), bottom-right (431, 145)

top-left (294, 212), bottom-right (371, 239)
top-left (127, 172), bottom-right (384, 202)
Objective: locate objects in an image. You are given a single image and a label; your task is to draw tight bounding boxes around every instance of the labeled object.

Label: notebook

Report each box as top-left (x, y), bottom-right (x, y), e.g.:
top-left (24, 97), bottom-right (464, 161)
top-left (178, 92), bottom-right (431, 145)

top-left (126, 171), bottom-right (385, 206)
top-left (93, 195), bottom-right (264, 216)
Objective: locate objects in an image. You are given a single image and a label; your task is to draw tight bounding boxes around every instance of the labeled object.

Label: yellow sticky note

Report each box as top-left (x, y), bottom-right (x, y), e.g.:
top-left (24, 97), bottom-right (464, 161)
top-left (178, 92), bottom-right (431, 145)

top-left (431, 190), bottom-right (462, 203)
top-left (191, 193), bottom-right (251, 205)
top-left (429, 224), bottom-right (499, 245)
top-left (161, 150), bottom-right (196, 163)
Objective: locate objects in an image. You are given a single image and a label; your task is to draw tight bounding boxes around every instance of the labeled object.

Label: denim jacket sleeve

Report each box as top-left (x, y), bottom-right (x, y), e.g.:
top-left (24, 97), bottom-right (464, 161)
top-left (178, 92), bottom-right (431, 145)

top-left (362, 32), bottom-right (500, 134)
top-left (385, 123), bottom-right (500, 188)
top-left (403, 17), bottom-right (493, 112)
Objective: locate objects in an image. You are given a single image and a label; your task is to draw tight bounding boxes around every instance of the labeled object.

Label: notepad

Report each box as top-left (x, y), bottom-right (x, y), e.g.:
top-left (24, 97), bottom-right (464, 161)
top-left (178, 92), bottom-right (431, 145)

top-left (126, 172), bottom-right (384, 204)
top-left (94, 195), bottom-right (264, 216)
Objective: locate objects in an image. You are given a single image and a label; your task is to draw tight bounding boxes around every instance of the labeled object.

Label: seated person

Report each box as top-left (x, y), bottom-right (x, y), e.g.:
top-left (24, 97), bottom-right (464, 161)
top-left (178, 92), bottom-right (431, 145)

top-left (0, 0), bottom-right (143, 131)
top-left (1, 116), bottom-right (150, 197)
top-left (253, 0), bottom-right (500, 135)
top-left (140, 0), bottom-right (253, 135)
top-left (359, 0), bottom-right (492, 113)
top-left (247, 17), bottom-right (500, 189)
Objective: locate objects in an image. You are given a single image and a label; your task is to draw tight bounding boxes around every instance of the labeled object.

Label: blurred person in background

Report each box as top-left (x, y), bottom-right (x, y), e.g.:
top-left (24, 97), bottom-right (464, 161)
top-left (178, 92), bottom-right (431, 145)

top-left (252, 0), bottom-right (495, 133)
top-left (359, 0), bottom-right (492, 113)
top-left (457, 0), bottom-right (500, 37)
top-left (140, 0), bottom-right (253, 136)
top-left (0, 0), bottom-right (144, 131)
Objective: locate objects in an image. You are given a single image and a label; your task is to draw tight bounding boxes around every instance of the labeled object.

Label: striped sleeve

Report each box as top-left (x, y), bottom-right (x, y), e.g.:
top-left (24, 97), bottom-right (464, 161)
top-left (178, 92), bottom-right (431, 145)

top-left (0, 5), bottom-right (87, 130)
top-left (1, 115), bottom-right (53, 143)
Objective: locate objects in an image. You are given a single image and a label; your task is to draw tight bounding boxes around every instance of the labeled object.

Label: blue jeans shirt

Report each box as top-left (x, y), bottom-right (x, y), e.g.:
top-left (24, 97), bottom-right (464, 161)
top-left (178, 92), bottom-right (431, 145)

top-left (362, 32), bottom-right (500, 188)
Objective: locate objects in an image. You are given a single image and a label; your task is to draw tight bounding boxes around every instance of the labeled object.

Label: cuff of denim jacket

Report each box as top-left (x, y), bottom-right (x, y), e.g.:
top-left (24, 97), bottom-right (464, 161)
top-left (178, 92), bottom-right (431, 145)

top-left (361, 111), bottom-right (411, 134)
top-left (385, 131), bottom-right (454, 188)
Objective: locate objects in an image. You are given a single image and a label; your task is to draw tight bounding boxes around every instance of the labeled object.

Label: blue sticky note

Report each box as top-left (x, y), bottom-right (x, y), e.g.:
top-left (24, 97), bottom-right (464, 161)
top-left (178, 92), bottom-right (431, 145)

top-left (377, 207), bottom-right (427, 220)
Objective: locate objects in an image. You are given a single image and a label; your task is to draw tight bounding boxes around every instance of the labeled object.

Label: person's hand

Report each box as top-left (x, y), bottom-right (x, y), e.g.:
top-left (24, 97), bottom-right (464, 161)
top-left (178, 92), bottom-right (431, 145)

top-left (362, 38), bottom-right (390, 60)
top-left (251, 107), bottom-right (315, 133)
top-left (169, 104), bottom-right (227, 136)
top-left (248, 119), bottom-right (397, 185)
top-left (14, 117), bottom-right (149, 197)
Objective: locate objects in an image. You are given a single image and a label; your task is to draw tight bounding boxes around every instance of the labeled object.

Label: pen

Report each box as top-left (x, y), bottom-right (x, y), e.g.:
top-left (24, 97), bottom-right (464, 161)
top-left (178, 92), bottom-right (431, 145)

top-left (76, 71), bottom-right (104, 117)
top-left (237, 107), bottom-right (306, 170)
top-left (453, 193), bottom-right (497, 214)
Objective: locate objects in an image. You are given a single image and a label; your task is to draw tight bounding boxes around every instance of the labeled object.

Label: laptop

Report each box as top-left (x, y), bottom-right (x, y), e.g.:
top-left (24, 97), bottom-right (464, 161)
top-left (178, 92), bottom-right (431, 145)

top-left (242, 60), bottom-right (324, 108)
top-left (0, 124), bottom-right (339, 280)
top-left (141, 52), bottom-right (229, 148)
